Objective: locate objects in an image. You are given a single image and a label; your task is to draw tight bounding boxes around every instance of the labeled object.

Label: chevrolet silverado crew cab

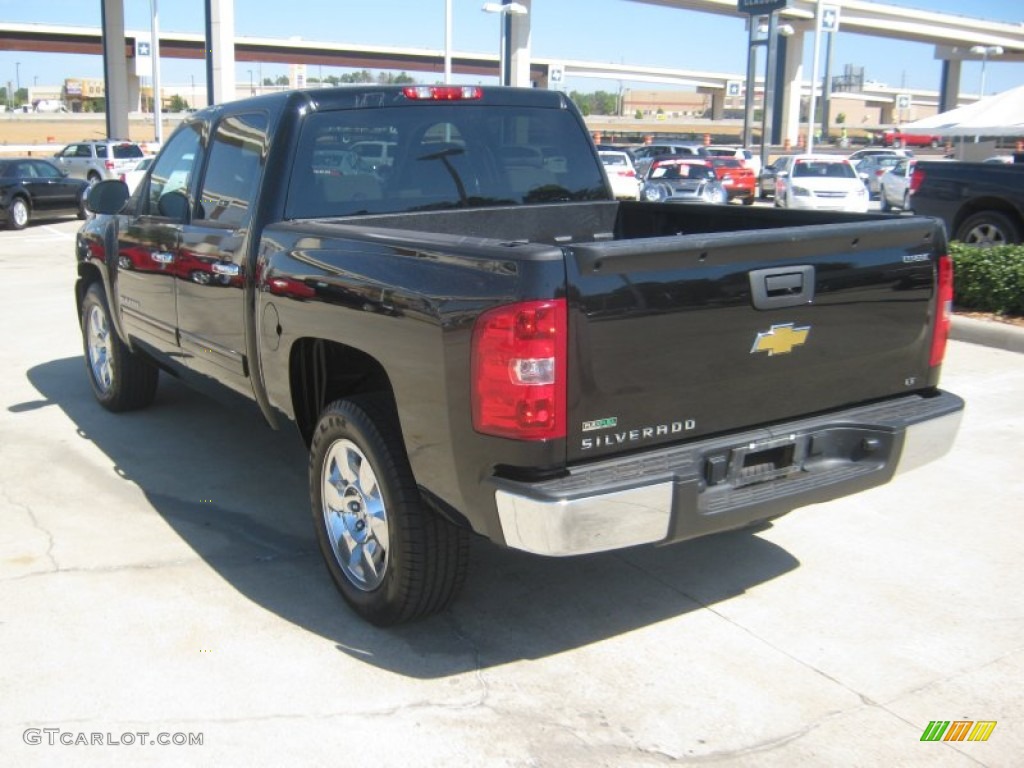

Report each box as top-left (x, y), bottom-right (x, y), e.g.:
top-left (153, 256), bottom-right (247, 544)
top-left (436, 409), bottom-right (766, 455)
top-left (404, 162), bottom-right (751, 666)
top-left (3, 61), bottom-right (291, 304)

top-left (77, 86), bottom-right (963, 625)
top-left (909, 159), bottom-right (1024, 245)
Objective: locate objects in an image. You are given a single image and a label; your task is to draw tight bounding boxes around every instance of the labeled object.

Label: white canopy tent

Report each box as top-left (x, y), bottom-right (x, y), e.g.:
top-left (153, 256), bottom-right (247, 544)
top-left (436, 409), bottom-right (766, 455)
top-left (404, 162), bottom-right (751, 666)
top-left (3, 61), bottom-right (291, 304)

top-left (900, 84), bottom-right (1024, 138)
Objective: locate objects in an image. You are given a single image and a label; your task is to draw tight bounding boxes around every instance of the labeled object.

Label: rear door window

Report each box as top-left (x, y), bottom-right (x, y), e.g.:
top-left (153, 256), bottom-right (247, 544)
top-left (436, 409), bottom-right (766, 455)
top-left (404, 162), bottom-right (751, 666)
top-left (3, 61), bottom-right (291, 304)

top-left (196, 112), bottom-right (268, 229)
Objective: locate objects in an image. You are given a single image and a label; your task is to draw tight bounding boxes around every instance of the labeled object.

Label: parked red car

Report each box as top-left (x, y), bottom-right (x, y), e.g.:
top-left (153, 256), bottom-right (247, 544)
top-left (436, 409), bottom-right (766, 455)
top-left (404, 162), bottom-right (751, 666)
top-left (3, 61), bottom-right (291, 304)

top-left (707, 158), bottom-right (757, 205)
top-left (880, 130), bottom-right (942, 149)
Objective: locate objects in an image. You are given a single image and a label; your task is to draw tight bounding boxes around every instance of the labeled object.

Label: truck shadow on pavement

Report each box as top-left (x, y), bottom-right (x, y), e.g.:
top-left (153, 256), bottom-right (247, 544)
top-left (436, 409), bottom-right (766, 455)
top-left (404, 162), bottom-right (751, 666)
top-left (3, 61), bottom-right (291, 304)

top-left (25, 357), bottom-right (800, 678)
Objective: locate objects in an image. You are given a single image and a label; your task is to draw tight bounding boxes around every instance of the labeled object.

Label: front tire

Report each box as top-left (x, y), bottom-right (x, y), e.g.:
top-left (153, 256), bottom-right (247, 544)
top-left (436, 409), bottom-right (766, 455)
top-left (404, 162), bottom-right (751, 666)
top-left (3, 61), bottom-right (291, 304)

top-left (81, 283), bottom-right (159, 411)
top-left (310, 395), bottom-right (469, 626)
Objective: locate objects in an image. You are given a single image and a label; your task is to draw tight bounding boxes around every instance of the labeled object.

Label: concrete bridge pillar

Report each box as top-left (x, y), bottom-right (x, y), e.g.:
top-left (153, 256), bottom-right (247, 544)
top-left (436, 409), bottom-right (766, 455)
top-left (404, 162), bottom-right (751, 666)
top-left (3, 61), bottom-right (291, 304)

top-left (778, 28), bottom-right (806, 148)
top-left (507, 0), bottom-right (533, 87)
top-left (100, 0), bottom-right (130, 139)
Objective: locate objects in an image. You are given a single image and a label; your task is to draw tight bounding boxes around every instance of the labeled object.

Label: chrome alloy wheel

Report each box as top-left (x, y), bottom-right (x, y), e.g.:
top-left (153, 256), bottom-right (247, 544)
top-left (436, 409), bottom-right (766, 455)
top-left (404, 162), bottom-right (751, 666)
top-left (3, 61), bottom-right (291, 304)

top-left (86, 304), bottom-right (114, 394)
top-left (321, 439), bottom-right (390, 591)
top-left (11, 199), bottom-right (29, 228)
top-left (963, 222), bottom-right (1008, 247)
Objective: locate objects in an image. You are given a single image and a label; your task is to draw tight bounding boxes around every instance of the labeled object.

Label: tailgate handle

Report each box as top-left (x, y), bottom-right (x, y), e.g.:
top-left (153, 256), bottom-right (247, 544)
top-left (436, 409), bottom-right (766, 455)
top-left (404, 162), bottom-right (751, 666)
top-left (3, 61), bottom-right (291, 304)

top-left (750, 266), bottom-right (815, 310)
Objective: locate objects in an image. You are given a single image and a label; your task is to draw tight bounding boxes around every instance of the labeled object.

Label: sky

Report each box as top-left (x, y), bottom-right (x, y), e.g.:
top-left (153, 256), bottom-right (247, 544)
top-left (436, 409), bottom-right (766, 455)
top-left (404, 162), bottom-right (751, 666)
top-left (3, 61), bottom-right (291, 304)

top-left (0, 0), bottom-right (1021, 98)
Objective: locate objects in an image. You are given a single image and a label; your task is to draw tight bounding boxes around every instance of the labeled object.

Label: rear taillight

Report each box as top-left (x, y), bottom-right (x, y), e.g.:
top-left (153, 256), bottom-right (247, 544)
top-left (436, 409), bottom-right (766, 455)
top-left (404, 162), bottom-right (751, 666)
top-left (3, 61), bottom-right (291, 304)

top-left (105, 161), bottom-right (115, 171)
top-left (909, 167), bottom-right (925, 196)
top-left (472, 299), bottom-right (567, 440)
top-left (403, 86), bottom-right (482, 101)
top-left (930, 254), bottom-right (953, 367)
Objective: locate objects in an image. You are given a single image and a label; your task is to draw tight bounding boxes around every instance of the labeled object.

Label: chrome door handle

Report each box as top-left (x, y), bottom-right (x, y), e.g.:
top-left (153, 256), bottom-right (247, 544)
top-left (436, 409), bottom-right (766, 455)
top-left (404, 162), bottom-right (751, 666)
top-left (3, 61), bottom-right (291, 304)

top-left (151, 251), bottom-right (175, 264)
top-left (211, 263), bottom-right (240, 276)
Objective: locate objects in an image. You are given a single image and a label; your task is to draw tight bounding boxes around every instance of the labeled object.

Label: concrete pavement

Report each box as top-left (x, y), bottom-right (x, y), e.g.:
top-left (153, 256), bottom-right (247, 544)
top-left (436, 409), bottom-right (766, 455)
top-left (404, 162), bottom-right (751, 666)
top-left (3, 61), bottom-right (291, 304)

top-left (1, 219), bottom-right (1021, 767)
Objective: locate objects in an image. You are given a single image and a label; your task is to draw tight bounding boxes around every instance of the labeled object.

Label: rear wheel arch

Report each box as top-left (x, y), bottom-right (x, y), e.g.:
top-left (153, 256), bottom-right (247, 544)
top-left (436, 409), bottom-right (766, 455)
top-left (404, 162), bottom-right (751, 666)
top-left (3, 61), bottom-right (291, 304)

top-left (289, 338), bottom-right (395, 447)
top-left (953, 199), bottom-right (1023, 245)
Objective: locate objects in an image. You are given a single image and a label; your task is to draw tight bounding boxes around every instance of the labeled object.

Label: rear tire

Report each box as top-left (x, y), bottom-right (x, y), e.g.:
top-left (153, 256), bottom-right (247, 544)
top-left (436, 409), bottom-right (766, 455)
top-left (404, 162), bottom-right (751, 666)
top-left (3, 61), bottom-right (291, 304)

top-left (8, 197), bottom-right (29, 230)
top-left (310, 395), bottom-right (469, 626)
top-left (81, 283), bottom-right (159, 411)
top-left (955, 211), bottom-right (1020, 246)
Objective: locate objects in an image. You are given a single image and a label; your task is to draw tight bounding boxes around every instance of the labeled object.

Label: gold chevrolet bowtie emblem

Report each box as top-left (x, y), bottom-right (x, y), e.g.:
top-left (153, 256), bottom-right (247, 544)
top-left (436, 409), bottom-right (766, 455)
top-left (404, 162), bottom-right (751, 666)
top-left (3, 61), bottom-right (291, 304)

top-left (751, 323), bottom-right (811, 356)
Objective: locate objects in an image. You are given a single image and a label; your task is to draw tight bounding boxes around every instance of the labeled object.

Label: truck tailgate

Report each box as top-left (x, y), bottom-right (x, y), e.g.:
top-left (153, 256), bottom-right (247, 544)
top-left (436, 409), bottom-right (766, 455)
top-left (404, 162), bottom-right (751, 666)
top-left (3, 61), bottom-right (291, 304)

top-left (565, 216), bottom-right (944, 462)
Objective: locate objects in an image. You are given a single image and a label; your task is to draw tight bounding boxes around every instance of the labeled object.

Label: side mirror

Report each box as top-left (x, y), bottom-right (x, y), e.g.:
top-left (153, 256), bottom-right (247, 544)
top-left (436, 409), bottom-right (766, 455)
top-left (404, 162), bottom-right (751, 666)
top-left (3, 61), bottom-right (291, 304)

top-left (84, 179), bottom-right (130, 215)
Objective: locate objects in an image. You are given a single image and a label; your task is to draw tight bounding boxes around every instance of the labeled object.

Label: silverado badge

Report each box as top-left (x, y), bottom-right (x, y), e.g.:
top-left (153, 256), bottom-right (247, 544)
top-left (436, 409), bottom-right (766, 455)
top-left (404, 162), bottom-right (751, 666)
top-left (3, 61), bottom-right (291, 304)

top-left (751, 323), bottom-right (810, 356)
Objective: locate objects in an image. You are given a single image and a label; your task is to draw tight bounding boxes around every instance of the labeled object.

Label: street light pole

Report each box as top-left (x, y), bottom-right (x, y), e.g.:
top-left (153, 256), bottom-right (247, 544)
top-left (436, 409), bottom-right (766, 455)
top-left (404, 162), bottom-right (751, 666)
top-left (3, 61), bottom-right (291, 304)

top-left (806, 1), bottom-right (824, 154)
top-left (969, 44), bottom-right (1003, 97)
top-left (742, 17), bottom-right (763, 148)
top-left (149, 0), bottom-right (163, 144)
top-left (482, 2), bottom-right (528, 86)
top-left (15, 61), bottom-right (20, 106)
top-left (444, 0), bottom-right (452, 84)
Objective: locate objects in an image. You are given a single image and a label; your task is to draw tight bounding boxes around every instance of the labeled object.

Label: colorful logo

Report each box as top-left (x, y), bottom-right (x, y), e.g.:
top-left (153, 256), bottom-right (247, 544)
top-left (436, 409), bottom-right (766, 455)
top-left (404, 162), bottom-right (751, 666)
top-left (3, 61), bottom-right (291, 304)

top-left (920, 721), bottom-right (997, 742)
top-left (751, 323), bottom-right (810, 356)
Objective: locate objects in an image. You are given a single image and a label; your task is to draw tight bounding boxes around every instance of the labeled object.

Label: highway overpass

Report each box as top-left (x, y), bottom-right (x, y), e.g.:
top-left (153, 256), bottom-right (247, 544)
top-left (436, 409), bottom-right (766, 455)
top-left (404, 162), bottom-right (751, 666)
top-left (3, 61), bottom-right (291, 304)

top-left (2, 0), bottom-right (1022, 144)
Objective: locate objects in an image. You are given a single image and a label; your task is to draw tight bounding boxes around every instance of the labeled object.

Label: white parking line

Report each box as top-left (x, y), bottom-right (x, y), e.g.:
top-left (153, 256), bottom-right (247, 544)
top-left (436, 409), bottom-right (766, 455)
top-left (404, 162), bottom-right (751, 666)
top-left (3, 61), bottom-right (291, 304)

top-left (0, 224), bottom-right (77, 243)
top-left (40, 225), bottom-right (75, 238)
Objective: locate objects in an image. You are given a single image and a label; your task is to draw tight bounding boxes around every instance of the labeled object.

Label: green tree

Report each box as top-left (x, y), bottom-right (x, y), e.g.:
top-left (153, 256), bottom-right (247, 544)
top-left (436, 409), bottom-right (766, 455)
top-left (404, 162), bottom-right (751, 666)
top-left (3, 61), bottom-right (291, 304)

top-left (376, 71), bottom-right (416, 84)
top-left (274, 75), bottom-right (289, 86)
top-left (568, 90), bottom-right (620, 117)
top-left (341, 70), bottom-right (374, 84)
top-left (168, 94), bottom-right (189, 112)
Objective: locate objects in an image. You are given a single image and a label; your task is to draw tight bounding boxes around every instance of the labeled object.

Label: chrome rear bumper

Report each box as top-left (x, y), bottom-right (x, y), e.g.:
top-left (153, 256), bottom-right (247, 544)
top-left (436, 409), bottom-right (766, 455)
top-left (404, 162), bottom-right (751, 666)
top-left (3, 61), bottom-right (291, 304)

top-left (493, 391), bottom-right (964, 556)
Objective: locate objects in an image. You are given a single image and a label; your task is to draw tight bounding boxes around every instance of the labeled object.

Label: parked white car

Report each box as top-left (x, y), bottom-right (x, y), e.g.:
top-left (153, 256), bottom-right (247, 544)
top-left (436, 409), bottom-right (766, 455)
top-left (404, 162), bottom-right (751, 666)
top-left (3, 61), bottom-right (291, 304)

top-left (775, 155), bottom-right (869, 213)
top-left (879, 158), bottom-right (915, 212)
top-left (598, 150), bottom-right (640, 200)
top-left (119, 156), bottom-right (154, 194)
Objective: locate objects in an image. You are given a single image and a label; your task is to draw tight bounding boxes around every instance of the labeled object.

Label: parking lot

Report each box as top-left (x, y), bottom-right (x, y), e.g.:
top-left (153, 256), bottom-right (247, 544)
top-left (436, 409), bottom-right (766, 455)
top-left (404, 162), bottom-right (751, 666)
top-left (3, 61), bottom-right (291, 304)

top-left (1, 218), bottom-right (1021, 767)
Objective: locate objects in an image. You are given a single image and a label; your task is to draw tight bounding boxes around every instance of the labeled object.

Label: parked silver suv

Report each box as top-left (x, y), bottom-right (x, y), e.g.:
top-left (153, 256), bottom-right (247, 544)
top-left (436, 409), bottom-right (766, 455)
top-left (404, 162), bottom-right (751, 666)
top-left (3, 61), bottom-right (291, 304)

top-left (631, 142), bottom-right (708, 177)
top-left (53, 140), bottom-right (146, 184)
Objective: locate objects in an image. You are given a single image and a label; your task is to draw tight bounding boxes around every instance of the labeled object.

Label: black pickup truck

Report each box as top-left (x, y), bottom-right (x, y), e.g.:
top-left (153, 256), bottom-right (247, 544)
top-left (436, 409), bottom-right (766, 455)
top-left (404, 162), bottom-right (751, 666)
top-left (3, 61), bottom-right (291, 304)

top-left (77, 86), bottom-right (963, 625)
top-left (910, 159), bottom-right (1024, 245)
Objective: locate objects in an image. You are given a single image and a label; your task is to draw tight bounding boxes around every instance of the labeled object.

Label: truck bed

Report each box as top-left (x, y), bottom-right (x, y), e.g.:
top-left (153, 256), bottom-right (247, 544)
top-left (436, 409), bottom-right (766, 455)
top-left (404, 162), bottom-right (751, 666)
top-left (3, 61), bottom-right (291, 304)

top-left (271, 201), bottom-right (947, 464)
